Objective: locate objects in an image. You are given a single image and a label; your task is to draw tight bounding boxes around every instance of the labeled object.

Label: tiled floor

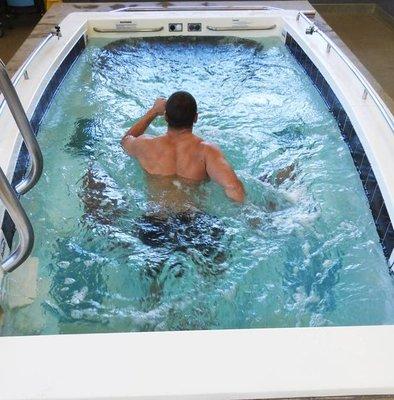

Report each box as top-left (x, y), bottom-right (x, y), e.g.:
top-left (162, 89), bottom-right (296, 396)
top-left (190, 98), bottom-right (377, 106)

top-left (315, 3), bottom-right (394, 105)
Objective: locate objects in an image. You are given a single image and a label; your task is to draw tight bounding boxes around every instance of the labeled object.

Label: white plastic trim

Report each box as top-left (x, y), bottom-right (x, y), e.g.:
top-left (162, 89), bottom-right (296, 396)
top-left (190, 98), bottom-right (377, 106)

top-left (0, 10), bottom-right (393, 400)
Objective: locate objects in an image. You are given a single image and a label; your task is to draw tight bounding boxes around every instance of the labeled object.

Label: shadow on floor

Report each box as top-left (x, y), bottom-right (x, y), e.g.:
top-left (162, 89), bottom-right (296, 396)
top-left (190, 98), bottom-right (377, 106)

top-left (315, 3), bottom-right (394, 103)
top-left (0, 12), bottom-right (41, 64)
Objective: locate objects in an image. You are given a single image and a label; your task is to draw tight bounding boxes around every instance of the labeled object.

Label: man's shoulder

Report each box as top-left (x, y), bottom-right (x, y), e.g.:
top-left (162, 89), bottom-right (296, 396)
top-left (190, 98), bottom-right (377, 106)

top-left (139, 134), bottom-right (166, 146)
top-left (199, 140), bottom-right (222, 156)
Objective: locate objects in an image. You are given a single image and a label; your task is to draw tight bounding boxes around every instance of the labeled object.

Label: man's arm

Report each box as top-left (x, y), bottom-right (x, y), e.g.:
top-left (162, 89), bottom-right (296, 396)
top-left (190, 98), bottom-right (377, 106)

top-left (204, 143), bottom-right (245, 203)
top-left (121, 98), bottom-right (166, 156)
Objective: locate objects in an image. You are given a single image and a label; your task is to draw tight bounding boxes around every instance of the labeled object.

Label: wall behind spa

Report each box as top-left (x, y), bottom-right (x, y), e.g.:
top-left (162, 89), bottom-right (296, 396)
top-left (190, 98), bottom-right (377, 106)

top-left (59, 0), bottom-right (394, 15)
top-left (309, 0), bottom-right (393, 15)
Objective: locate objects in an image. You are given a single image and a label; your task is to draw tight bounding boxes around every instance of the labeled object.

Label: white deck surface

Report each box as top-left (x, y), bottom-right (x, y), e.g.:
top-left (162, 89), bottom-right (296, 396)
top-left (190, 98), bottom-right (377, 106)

top-left (1, 326), bottom-right (394, 399)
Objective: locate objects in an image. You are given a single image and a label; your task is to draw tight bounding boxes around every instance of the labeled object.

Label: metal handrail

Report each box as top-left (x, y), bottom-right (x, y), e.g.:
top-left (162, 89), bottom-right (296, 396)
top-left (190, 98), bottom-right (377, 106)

top-left (110, 4), bottom-right (316, 14)
top-left (111, 5), bottom-right (283, 12)
top-left (93, 26), bottom-right (164, 33)
top-left (0, 166), bottom-right (34, 273)
top-left (207, 24), bottom-right (276, 31)
top-left (0, 59), bottom-right (43, 195)
top-left (296, 12), bottom-right (394, 134)
top-left (0, 26), bottom-right (61, 272)
top-left (0, 26), bottom-right (60, 195)
top-left (0, 26), bottom-right (61, 115)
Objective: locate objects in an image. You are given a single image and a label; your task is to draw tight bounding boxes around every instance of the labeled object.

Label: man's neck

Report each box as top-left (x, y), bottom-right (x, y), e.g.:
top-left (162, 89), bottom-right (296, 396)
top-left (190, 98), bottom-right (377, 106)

top-left (167, 127), bottom-right (193, 138)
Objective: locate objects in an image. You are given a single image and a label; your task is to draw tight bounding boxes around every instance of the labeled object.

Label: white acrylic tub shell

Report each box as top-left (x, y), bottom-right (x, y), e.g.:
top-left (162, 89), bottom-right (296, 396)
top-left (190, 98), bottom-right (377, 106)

top-left (0, 10), bottom-right (393, 399)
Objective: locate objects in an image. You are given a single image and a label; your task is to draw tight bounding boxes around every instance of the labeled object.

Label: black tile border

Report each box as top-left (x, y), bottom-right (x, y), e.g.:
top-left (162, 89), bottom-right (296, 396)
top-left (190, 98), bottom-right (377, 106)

top-left (1, 35), bottom-right (86, 249)
top-left (285, 33), bottom-right (393, 262)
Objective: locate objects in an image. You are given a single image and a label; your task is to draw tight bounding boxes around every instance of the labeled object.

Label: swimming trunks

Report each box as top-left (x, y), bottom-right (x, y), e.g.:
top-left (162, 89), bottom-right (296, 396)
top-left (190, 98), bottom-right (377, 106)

top-left (136, 211), bottom-right (225, 256)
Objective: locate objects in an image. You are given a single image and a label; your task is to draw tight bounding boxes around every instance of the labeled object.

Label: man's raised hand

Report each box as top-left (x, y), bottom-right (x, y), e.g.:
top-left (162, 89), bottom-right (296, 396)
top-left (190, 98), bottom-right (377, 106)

top-left (151, 98), bottom-right (167, 116)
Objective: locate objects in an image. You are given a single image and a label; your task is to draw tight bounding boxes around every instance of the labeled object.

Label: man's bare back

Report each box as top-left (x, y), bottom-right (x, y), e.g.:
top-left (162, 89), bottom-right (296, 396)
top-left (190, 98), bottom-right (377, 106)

top-left (121, 92), bottom-right (245, 203)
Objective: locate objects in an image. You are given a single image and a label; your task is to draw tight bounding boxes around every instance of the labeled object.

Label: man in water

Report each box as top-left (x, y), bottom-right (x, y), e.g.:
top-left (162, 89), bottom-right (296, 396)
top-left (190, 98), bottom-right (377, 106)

top-left (121, 92), bottom-right (244, 277)
top-left (121, 91), bottom-right (245, 203)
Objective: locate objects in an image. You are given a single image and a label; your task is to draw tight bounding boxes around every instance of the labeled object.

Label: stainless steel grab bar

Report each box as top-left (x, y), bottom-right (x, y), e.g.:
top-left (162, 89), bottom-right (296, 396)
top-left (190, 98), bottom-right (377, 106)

top-left (0, 166), bottom-right (34, 273)
top-left (207, 24), bottom-right (276, 31)
top-left (0, 27), bottom-right (61, 116)
top-left (93, 26), bottom-right (164, 33)
top-left (0, 26), bottom-right (61, 272)
top-left (110, 5), bottom-right (316, 14)
top-left (111, 5), bottom-right (284, 12)
top-left (296, 12), bottom-right (394, 134)
top-left (0, 59), bottom-right (43, 195)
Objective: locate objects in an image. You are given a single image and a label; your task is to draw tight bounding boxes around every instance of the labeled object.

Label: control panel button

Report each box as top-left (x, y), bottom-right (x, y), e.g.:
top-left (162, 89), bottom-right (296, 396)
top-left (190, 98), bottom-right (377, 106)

top-left (188, 23), bottom-right (202, 32)
top-left (169, 23), bottom-right (183, 32)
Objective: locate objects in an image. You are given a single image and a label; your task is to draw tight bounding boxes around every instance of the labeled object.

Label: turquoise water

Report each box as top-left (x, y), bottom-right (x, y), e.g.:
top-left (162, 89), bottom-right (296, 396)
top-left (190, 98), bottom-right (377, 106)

top-left (1, 36), bottom-right (393, 335)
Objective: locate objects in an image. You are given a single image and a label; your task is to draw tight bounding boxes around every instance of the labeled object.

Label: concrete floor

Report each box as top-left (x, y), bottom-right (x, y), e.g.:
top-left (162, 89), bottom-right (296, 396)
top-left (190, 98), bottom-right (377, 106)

top-left (0, 13), bottom-right (41, 64)
top-left (316, 3), bottom-right (394, 107)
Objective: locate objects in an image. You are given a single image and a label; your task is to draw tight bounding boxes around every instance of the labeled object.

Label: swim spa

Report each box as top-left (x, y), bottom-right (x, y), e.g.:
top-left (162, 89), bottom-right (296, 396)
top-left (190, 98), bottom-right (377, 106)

top-left (0, 6), bottom-right (394, 399)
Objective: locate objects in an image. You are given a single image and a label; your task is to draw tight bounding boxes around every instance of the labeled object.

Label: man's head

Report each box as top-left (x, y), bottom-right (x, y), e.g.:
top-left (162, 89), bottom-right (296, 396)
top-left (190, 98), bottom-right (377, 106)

top-left (165, 91), bottom-right (198, 130)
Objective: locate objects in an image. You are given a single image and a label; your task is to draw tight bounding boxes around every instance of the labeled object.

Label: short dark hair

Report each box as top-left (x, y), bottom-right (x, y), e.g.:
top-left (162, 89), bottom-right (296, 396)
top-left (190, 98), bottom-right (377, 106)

top-left (165, 91), bottom-right (197, 129)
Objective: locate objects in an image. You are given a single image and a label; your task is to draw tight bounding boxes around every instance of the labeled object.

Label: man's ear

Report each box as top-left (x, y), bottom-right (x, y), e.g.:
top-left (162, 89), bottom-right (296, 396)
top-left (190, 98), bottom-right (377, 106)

top-left (194, 113), bottom-right (198, 123)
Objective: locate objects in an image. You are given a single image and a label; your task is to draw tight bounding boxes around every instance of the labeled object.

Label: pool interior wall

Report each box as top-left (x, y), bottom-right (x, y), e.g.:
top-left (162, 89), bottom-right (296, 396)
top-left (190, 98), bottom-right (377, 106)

top-left (1, 30), bottom-right (393, 269)
top-left (285, 33), bottom-right (394, 261)
top-left (1, 36), bottom-right (86, 250)
top-left (0, 30), bottom-right (392, 334)
top-left (0, 13), bottom-right (393, 400)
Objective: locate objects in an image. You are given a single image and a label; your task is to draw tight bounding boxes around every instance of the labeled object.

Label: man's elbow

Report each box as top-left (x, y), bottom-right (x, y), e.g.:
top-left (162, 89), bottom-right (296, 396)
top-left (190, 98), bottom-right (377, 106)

top-left (226, 180), bottom-right (245, 203)
top-left (120, 135), bottom-right (127, 149)
top-left (121, 135), bottom-right (134, 155)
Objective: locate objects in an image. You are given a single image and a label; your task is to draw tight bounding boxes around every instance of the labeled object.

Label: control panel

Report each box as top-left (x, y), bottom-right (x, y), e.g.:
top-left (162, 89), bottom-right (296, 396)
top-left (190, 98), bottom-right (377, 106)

top-left (188, 23), bottom-right (202, 32)
top-left (168, 23), bottom-right (183, 32)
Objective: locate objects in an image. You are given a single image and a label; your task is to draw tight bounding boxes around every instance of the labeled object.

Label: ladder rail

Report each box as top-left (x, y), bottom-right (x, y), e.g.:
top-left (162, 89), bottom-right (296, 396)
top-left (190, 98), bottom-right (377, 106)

top-left (0, 59), bottom-right (43, 195)
top-left (0, 166), bottom-right (34, 273)
top-left (0, 29), bottom-right (59, 271)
